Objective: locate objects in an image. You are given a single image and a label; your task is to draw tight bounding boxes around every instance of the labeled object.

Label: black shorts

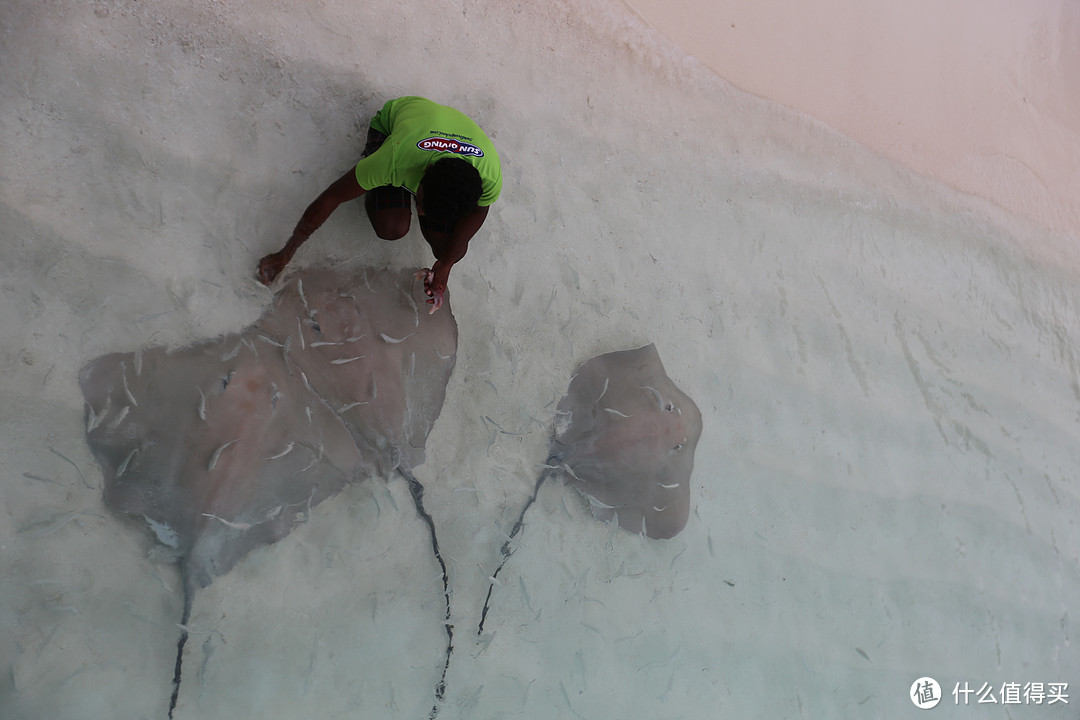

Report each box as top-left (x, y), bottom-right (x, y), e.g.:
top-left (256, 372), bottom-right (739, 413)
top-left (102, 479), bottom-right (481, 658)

top-left (362, 127), bottom-right (413, 211)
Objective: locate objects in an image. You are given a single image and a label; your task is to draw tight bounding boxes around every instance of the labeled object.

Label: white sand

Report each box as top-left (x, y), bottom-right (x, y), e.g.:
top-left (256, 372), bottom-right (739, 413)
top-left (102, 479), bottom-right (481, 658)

top-left (1, 1), bottom-right (1077, 718)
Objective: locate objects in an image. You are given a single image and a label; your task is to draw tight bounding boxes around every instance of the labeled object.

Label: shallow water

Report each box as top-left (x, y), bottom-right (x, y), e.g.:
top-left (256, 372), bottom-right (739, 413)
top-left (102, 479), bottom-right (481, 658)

top-left (2, 1), bottom-right (1077, 718)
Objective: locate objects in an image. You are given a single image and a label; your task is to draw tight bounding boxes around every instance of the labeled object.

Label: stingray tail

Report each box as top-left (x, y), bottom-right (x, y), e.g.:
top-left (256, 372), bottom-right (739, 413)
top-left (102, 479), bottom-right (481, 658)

top-left (397, 465), bottom-right (453, 719)
top-left (168, 568), bottom-right (195, 719)
top-left (476, 457), bottom-right (557, 635)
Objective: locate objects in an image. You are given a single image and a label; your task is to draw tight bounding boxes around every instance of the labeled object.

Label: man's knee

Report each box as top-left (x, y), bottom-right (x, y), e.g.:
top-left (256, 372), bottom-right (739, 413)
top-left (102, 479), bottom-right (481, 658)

top-left (365, 190), bottom-right (411, 240)
top-left (372, 214), bottom-right (410, 241)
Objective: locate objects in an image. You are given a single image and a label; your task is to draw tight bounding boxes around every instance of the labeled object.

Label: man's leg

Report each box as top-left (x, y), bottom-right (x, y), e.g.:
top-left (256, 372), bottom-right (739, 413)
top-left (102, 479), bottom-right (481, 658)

top-left (360, 127), bottom-right (411, 240)
top-left (365, 186), bottom-right (412, 240)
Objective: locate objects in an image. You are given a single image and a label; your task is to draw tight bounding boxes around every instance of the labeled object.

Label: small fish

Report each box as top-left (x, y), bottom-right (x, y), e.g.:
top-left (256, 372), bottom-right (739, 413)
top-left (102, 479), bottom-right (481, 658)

top-left (22, 472), bottom-right (61, 485)
top-left (117, 447), bottom-right (138, 477)
top-left (258, 334), bottom-right (284, 348)
top-left (48, 446), bottom-right (88, 488)
top-left (402, 291), bottom-right (420, 327)
top-left (345, 335), bottom-right (366, 342)
top-left (134, 346), bottom-right (143, 376)
top-left (669, 545), bottom-right (687, 568)
top-left (310, 341), bottom-right (343, 347)
top-left (580, 622), bottom-right (604, 638)
top-left (636, 646), bottom-right (682, 673)
top-left (652, 505), bottom-right (668, 512)
top-left (299, 370), bottom-right (315, 394)
top-left (208, 439), bottom-right (239, 471)
top-left (267, 442), bottom-right (294, 460)
top-left (338, 401), bottom-right (369, 412)
top-left (379, 332), bottom-right (414, 344)
top-left (559, 682), bottom-right (581, 719)
top-left (603, 407), bottom-right (631, 418)
top-left (19, 510), bottom-right (86, 538)
top-left (658, 482), bottom-right (680, 489)
top-left (297, 278), bottom-right (309, 313)
top-left (120, 363), bottom-right (138, 407)
top-left (201, 513), bottom-right (251, 530)
top-left (197, 387), bottom-right (207, 420)
top-left (296, 317), bottom-right (306, 349)
top-left (85, 404), bottom-right (101, 433)
top-left (596, 377), bottom-right (609, 403)
top-left (87, 397), bottom-right (112, 432)
top-left (108, 405), bottom-right (130, 430)
top-left (281, 336), bottom-right (294, 375)
top-left (640, 385), bottom-right (665, 409)
top-left (519, 576), bottom-right (533, 611)
top-left (330, 356), bottom-right (366, 364)
top-left (586, 495), bottom-right (622, 510)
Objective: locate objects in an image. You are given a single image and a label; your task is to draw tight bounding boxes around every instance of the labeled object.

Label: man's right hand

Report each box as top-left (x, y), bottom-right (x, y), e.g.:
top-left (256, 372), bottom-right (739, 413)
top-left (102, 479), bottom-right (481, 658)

top-left (257, 251), bottom-right (290, 285)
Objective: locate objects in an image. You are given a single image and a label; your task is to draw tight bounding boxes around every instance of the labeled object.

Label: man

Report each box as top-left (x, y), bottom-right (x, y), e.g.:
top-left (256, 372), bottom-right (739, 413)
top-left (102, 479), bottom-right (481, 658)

top-left (257, 96), bottom-right (502, 312)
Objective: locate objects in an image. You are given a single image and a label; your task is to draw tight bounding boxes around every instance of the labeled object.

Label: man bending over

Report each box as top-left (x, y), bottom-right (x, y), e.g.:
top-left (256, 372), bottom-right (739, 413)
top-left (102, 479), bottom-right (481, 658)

top-left (257, 96), bottom-right (502, 312)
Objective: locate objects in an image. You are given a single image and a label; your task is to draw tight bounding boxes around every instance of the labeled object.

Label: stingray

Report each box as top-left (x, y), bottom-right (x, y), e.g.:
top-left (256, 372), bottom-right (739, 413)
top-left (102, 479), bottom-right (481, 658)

top-left (550, 343), bottom-right (701, 539)
top-left (478, 344), bottom-right (701, 633)
top-left (79, 266), bottom-right (456, 717)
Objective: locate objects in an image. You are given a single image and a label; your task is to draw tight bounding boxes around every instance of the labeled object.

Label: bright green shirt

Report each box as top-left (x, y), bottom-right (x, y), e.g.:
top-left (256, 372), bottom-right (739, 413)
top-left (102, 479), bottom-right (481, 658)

top-left (355, 97), bottom-right (502, 206)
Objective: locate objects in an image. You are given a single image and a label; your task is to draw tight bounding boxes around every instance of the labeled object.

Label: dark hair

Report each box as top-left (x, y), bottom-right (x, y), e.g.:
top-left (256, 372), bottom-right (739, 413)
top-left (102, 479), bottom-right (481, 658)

top-left (419, 158), bottom-right (482, 222)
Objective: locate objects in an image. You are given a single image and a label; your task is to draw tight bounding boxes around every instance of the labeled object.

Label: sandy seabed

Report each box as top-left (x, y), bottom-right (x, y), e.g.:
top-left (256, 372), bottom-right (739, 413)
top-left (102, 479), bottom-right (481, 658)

top-left (1, 1), bottom-right (1078, 718)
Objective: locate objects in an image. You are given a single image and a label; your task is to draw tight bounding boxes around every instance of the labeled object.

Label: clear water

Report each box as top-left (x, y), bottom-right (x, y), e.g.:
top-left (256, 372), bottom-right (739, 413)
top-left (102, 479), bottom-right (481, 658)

top-left (1, 1), bottom-right (1076, 718)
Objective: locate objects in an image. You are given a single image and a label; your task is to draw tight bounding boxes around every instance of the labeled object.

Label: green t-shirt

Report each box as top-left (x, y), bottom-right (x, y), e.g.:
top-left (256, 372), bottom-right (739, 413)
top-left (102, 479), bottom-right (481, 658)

top-left (355, 96), bottom-right (502, 207)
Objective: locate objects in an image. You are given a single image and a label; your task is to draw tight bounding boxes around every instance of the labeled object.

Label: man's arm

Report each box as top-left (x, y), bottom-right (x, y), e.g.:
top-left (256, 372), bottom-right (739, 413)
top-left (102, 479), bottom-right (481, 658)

top-left (257, 170), bottom-right (366, 284)
top-left (428, 204), bottom-right (488, 289)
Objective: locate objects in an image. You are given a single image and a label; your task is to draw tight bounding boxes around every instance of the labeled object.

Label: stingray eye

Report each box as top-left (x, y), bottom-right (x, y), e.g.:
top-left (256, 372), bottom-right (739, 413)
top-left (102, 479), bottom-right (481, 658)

top-left (663, 403), bottom-right (675, 412)
top-left (671, 443), bottom-right (684, 451)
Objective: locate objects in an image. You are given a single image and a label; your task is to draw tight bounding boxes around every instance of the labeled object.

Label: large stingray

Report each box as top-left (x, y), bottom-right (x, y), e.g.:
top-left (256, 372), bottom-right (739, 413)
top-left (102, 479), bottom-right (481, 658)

top-left (478, 344), bottom-right (701, 633)
top-left (79, 266), bottom-right (456, 716)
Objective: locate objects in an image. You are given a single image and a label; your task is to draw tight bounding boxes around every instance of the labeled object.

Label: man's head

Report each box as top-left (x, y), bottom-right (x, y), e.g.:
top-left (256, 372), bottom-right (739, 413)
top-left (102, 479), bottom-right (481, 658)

top-left (417, 158), bottom-right (482, 222)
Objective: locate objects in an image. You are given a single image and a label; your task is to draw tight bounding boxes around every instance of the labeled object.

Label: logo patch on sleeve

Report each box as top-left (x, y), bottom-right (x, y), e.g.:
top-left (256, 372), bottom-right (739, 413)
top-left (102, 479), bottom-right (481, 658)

top-left (417, 137), bottom-right (485, 157)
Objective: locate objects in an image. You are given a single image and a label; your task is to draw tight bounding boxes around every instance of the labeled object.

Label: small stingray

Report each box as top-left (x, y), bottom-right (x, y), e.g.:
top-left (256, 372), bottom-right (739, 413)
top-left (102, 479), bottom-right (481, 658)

top-left (551, 344), bottom-right (701, 539)
top-left (478, 344), bottom-right (701, 633)
top-left (79, 266), bottom-right (456, 717)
